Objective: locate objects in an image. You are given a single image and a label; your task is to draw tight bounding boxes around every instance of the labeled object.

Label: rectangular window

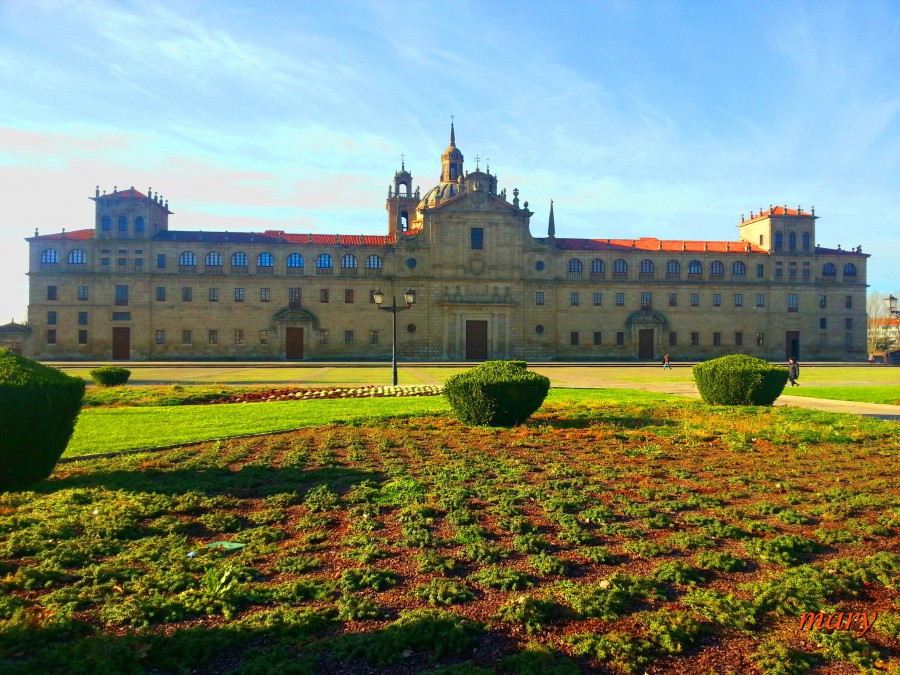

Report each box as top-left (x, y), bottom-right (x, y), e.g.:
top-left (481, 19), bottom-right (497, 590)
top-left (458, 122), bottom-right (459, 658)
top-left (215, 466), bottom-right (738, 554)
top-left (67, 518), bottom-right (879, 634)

top-left (369, 330), bottom-right (378, 345)
top-left (734, 293), bottom-right (743, 307)
top-left (593, 331), bottom-right (602, 345)
top-left (78, 311), bottom-right (88, 326)
top-left (289, 287), bottom-right (301, 307)
top-left (101, 257), bottom-right (110, 267)
top-left (182, 330), bottom-right (192, 345)
top-left (641, 292), bottom-right (652, 309)
top-left (713, 293), bottom-right (721, 308)
top-left (570, 292), bottom-right (580, 306)
top-left (616, 331), bottom-right (625, 346)
top-left (735, 332), bottom-right (743, 346)
top-left (259, 330), bottom-right (270, 345)
top-left (234, 288), bottom-right (245, 302)
top-left (182, 287), bottom-right (192, 302)
top-left (570, 331), bottom-right (579, 346)
top-left (345, 289), bottom-right (354, 304)
top-left (616, 293), bottom-right (625, 306)
top-left (157, 254), bottom-right (167, 269)
top-left (669, 331), bottom-right (677, 346)
top-left (260, 288), bottom-right (270, 302)
top-left (47, 311), bottom-right (57, 326)
top-left (235, 330), bottom-right (244, 345)
top-left (115, 285), bottom-right (128, 306)
top-left (78, 286), bottom-right (89, 301)
top-left (320, 289), bottom-right (329, 303)
top-left (688, 293), bottom-right (698, 308)
top-left (668, 293), bottom-right (677, 307)
top-left (117, 257), bottom-right (127, 267)
top-left (757, 332), bottom-right (765, 346)
top-left (319, 329), bottom-right (329, 345)
top-left (845, 318), bottom-right (853, 330)
top-left (819, 294), bottom-right (827, 308)
top-left (593, 292), bottom-right (602, 306)
top-left (46, 329), bottom-right (56, 344)
top-left (756, 264), bottom-right (765, 278)
top-left (111, 312), bottom-right (131, 321)
top-left (691, 332), bottom-right (699, 346)
top-left (845, 295), bottom-right (852, 309)
top-left (788, 294), bottom-right (799, 312)
top-left (78, 330), bottom-right (88, 345)
top-left (209, 287), bottom-right (219, 302)
top-left (470, 227), bottom-right (484, 250)
top-left (47, 286), bottom-right (58, 301)
top-left (535, 291), bottom-right (545, 306)
top-left (209, 329), bottom-right (218, 345)
top-left (775, 268), bottom-right (783, 278)
top-left (803, 268), bottom-right (810, 279)
top-left (845, 332), bottom-right (853, 349)
top-left (820, 318), bottom-right (827, 329)
top-left (344, 330), bottom-right (354, 345)
top-left (756, 294), bottom-right (765, 308)
top-left (713, 332), bottom-right (722, 346)
top-left (134, 258), bottom-right (143, 271)
top-left (155, 330), bottom-right (165, 345)
top-left (789, 268), bottom-right (797, 280)
top-left (156, 287), bottom-right (166, 302)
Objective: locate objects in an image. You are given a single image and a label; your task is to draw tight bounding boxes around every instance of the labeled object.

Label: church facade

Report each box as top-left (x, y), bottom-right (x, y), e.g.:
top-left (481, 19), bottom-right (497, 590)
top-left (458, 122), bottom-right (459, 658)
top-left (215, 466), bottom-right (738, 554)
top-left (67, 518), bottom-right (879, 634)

top-left (25, 126), bottom-right (869, 362)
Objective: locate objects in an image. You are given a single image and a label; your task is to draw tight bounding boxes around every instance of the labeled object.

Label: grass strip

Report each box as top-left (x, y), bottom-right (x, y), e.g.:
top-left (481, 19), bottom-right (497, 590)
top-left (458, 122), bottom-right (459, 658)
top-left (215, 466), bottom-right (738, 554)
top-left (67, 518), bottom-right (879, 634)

top-left (784, 385), bottom-right (900, 405)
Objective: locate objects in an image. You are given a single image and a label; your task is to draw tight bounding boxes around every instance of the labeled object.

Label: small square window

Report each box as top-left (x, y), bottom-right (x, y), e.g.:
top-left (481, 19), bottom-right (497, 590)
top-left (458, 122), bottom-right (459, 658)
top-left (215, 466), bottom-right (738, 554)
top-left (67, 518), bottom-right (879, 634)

top-left (615, 293), bottom-right (625, 306)
top-left (78, 286), bottom-right (89, 301)
top-left (570, 292), bottom-right (580, 306)
top-left (845, 295), bottom-right (852, 309)
top-left (669, 331), bottom-right (677, 346)
top-left (209, 330), bottom-right (218, 345)
top-left (78, 330), bottom-right (88, 345)
top-left (691, 332), bottom-right (699, 346)
top-left (819, 318), bottom-right (827, 329)
top-left (182, 330), bottom-right (192, 345)
top-left (734, 293), bottom-right (743, 307)
top-left (345, 289), bottom-right (354, 304)
top-left (735, 332), bottom-right (743, 346)
top-left (156, 287), bottom-right (166, 302)
top-left (260, 288), bottom-right (270, 302)
top-left (209, 288), bottom-right (219, 302)
top-left (47, 311), bottom-right (57, 326)
top-left (369, 330), bottom-right (378, 345)
top-left (616, 331), bottom-right (625, 346)
top-left (115, 285), bottom-right (129, 306)
top-left (470, 227), bottom-right (484, 250)
top-left (46, 329), bottom-right (56, 344)
top-left (593, 292), bottom-right (602, 306)
top-left (344, 330), bottom-right (354, 345)
top-left (259, 330), bottom-right (269, 345)
top-left (788, 294), bottom-right (799, 312)
top-left (713, 332), bottom-right (721, 346)
top-left (756, 264), bottom-right (765, 278)
top-left (641, 292), bottom-right (652, 309)
top-left (182, 287), bottom-right (192, 302)
top-left (756, 294), bottom-right (765, 308)
top-left (47, 286), bottom-right (58, 301)
top-left (713, 294), bottom-right (721, 308)
top-left (234, 288), bottom-right (245, 302)
top-left (78, 311), bottom-right (88, 326)
top-left (535, 291), bottom-right (545, 306)
top-left (319, 329), bottom-right (329, 345)
top-left (819, 295), bottom-right (827, 309)
top-left (570, 331), bottom-right (579, 346)
top-left (757, 332), bottom-right (765, 346)
top-left (235, 330), bottom-right (244, 345)
top-left (157, 254), bottom-right (167, 269)
top-left (691, 293), bottom-right (699, 307)
top-left (593, 331), bottom-right (602, 345)
top-left (668, 293), bottom-right (677, 307)
top-left (320, 289), bottom-right (329, 303)
top-left (155, 330), bottom-right (166, 345)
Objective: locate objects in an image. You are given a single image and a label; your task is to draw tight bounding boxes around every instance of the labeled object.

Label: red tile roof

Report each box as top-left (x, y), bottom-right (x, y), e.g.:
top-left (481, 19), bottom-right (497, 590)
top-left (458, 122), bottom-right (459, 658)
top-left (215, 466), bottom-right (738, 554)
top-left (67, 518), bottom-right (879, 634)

top-left (741, 205), bottom-right (814, 225)
top-left (30, 229), bottom-right (95, 241)
top-left (554, 237), bottom-right (765, 254)
top-left (96, 187), bottom-right (148, 200)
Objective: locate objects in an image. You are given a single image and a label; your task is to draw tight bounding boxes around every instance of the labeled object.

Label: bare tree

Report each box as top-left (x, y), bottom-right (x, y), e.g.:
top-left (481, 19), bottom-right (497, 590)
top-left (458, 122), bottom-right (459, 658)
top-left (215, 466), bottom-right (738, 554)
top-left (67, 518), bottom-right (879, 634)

top-left (867, 291), bottom-right (898, 355)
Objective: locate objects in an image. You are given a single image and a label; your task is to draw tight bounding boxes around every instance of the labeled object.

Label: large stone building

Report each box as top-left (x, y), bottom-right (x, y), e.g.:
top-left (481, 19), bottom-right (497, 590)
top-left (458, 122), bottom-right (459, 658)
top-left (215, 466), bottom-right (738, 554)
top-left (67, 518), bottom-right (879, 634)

top-left (26, 125), bottom-right (869, 362)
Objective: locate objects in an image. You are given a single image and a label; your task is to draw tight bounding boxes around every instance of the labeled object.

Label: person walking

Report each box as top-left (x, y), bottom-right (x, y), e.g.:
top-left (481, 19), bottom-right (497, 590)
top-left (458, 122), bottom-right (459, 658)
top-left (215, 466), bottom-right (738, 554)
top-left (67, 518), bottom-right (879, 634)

top-left (662, 353), bottom-right (671, 369)
top-left (868, 353), bottom-right (875, 366)
top-left (787, 357), bottom-right (800, 387)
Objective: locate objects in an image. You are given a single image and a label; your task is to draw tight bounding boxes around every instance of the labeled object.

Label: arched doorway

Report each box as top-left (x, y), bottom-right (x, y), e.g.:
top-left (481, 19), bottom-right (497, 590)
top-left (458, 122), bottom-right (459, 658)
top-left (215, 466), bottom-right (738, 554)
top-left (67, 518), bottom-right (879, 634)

top-left (625, 310), bottom-right (668, 360)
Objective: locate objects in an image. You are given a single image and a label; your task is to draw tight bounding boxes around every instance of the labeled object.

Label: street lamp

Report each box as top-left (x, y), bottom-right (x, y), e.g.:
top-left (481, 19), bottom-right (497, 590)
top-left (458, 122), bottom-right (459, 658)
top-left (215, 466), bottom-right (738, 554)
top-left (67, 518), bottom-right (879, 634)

top-left (373, 288), bottom-right (416, 386)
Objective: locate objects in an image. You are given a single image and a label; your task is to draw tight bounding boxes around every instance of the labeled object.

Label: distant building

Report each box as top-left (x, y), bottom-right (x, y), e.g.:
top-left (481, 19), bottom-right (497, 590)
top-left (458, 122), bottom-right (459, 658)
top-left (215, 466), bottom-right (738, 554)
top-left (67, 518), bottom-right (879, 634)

top-left (0, 321), bottom-right (30, 355)
top-left (25, 125), bottom-right (869, 362)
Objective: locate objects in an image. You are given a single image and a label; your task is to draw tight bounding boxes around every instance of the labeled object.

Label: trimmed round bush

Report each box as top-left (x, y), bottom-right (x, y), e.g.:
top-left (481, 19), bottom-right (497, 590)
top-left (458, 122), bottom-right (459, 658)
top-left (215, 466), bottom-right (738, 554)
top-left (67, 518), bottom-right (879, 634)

top-left (0, 349), bottom-right (85, 490)
top-left (90, 365), bottom-right (131, 386)
top-left (692, 354), bottom-right (788, 406)
top-left (444, 360), bottom-right (550, 426)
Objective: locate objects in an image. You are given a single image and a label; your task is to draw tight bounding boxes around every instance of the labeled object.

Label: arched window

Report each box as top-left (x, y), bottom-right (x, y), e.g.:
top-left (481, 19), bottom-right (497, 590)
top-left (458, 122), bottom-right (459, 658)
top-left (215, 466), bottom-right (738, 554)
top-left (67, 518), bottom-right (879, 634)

top-left (67, 249), bottom-right (86, 264)
top-left (101, 216), bottom-right (111, 231)
top-left (788, 232), bottom-right (797, 251)
top-left (688, 260), bottom-right (703, 275)
top-left (822, 263), bottom-right (837, 276)
top-left (774, 232), bottom-right (783, 251)
top-left (205, 251), bottom-right (223, 266)
top-left (613, 259), bottom-right (628, 274)
top-left (567, 259), bottom-right (583, 273)
top-left (135, 216), bottom-right (145, 232)
top-left (341, 254), bottom-right (358, 269)
top-left (118, 216), bottom-right (127, 232)
top-left (710, 260), bottom-right (725, 275)
top-left (843, 263), bottom-right (857, 277)
top-left (41, 249), bottom-right (59, 264)
top-left (802, 232), bottom-right (810, 251)
top-left (666, 260), bottom-right (680, 274)
top-left (590, 259), bottom-right (605, 275)
top-left (640, 259), bottom-right (655, 274)
top-left (365, 254), bottom-right (382, 270)
top-left (231, 252), bottom-right (248, 267)
top-left (286, 253), bottom-right (304, 268)
top-left (257, 252), bottom-right (274, 268)
top-left (316, 254), bottom-right (333, 269)
top-left (732, 261), bottom-right (746, 276)
top-left (179, 251), bottom-right (196, 266)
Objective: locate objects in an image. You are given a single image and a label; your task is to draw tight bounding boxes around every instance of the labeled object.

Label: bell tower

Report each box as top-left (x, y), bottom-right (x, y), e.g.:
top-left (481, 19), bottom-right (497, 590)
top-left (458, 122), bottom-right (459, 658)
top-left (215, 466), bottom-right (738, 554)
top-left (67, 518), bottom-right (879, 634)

top-left (386, 157), bottom-right (418, 235)
top-left (440, 122), bottom-right (464, 182)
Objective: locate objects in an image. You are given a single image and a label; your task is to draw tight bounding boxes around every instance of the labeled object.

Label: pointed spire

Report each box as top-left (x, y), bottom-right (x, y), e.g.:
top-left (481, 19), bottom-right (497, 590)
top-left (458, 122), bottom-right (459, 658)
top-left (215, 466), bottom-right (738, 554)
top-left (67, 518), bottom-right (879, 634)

top-left (548, 200), bottom-right (556, 238)
top-left (450, 120), bottom-right (456, 147)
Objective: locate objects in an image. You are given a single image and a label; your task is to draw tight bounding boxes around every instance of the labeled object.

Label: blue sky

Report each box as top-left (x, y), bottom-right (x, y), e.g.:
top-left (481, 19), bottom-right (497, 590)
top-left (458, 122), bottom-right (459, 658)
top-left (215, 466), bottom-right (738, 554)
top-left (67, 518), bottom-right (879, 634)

top-left (2, 0), bottom-right (898, 323)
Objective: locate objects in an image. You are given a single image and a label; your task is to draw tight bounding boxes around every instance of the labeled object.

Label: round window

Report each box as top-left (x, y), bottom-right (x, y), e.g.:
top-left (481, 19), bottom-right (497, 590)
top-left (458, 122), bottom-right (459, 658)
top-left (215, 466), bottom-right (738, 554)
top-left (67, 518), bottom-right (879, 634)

top-left (406, 258), bottom-right (417, 269)
top-left (535, 325), bottom-right (545, 334)
top-left (407, 323), bottom-right (417, 334)
top-left (535, 261), bottom-right (545, 271)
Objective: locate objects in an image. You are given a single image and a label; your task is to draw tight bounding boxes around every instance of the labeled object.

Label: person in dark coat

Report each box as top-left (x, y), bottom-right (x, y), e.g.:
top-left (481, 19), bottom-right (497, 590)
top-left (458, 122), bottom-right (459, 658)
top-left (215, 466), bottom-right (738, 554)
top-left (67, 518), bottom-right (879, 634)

top-left (787, 357), bottom-right (800, 387)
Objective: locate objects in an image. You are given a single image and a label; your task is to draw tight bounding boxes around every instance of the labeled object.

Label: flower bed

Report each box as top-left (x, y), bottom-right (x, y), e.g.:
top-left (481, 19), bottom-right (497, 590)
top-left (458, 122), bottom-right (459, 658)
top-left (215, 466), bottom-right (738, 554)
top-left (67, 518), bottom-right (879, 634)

top-left (203, 384), bottom-right (443, 404)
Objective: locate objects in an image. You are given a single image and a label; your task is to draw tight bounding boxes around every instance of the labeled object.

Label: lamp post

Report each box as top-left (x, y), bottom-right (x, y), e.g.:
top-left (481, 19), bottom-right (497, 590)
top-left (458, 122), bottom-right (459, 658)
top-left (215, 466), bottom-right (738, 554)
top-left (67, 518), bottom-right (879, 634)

top-left (373, 288), bottom-right (416, 386)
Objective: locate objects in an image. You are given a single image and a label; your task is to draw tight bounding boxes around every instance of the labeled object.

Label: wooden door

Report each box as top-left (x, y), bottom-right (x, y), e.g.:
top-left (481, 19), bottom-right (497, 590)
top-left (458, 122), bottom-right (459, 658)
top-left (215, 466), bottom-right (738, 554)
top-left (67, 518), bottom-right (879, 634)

top-left (785, 331), bottom-right (800, 360)
top-left (465, 320), bottom-right (488, 360)
top-left (112, 327), bottom-right (130, 360)
top-left (638, 329), bottom-right (654, 360)
top-left (285, 327), bottom-right (303, 359)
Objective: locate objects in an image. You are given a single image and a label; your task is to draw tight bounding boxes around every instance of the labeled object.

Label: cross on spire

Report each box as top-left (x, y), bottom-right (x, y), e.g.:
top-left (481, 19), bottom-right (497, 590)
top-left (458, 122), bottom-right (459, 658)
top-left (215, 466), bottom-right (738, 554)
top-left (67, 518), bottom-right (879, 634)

top-left (400, 154), bottom-right (405, 170)
top-left (474, 154), bottom-right (480, 170)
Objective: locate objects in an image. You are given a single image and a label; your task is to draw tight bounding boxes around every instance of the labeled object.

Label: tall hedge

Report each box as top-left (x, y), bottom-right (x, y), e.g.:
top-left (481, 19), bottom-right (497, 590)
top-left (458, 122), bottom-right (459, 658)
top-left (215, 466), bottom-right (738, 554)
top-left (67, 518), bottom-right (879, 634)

top-left (0, 349), bottom-right (85, 490)
top-left (692, 354), bottom-right (788, 406)
top-left (443, 360), bottom-right (550, 426)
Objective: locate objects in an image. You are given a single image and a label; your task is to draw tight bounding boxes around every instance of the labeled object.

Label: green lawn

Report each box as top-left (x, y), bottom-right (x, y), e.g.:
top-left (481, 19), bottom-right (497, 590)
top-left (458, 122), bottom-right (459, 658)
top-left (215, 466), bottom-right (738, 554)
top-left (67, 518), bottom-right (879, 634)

top-left (785, 385), bottom-right (900, 405)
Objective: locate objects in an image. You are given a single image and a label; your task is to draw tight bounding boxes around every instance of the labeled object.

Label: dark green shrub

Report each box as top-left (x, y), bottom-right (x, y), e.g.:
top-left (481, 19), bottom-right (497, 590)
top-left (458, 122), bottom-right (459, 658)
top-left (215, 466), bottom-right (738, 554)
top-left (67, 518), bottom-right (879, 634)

top-left (443, 360), bottom-right (550, 426)
top-left (0, 349), bottom-right (85, 490)
top-left (692, 354), bottom-right (788, 406)
top-left (89, 365), bottom-right (131, 386)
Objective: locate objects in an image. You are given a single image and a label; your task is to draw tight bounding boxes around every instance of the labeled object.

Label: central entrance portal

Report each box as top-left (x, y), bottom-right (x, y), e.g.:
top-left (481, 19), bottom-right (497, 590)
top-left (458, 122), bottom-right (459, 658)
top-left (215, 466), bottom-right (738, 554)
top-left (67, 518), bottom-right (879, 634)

top-left (465, 320), bottom-right (488, 360)
top-left (285, 327), bottom-right (304, 359)
top-left (638, 329), bottom-right (655, 360)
